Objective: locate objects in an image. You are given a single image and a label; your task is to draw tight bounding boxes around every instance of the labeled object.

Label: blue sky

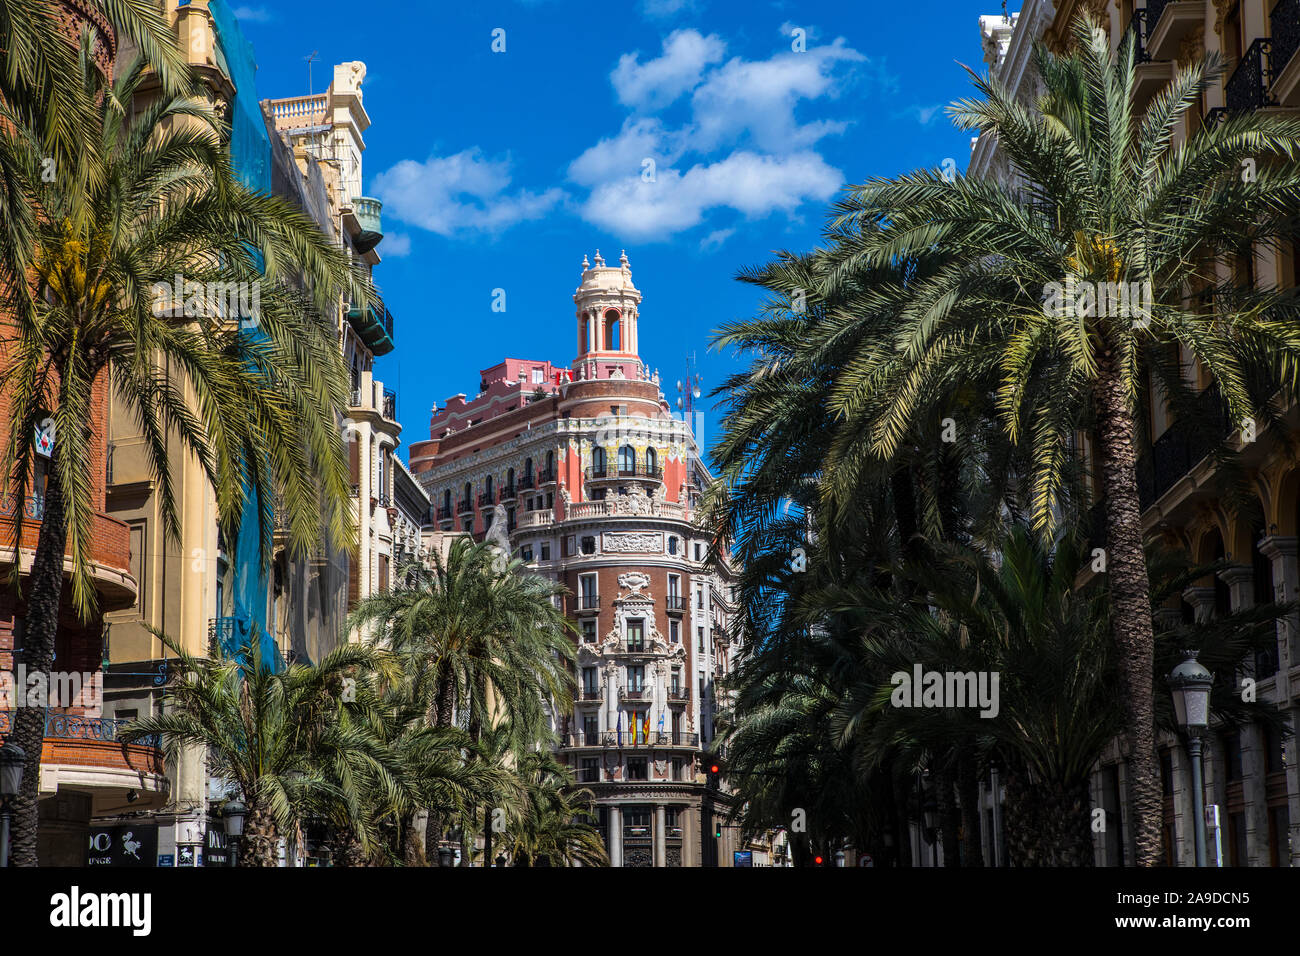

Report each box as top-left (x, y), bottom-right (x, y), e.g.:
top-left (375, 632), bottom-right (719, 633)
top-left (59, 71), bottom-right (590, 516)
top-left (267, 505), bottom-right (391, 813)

top-left (231, 0), bottom-right (1006, 463)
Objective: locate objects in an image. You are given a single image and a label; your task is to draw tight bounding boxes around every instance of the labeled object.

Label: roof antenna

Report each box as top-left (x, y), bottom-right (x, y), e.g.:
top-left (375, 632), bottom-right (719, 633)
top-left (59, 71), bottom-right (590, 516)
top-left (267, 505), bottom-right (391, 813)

top-left (305, 50), bottom-right (319, 95)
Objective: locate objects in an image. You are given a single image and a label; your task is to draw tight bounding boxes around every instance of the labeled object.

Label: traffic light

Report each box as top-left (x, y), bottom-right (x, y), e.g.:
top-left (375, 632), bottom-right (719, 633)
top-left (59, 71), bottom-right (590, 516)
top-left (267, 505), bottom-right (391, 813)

top-left (814, 854), bottom-right (825, 866)
top-left (705, 758), bottom-right (722, 791)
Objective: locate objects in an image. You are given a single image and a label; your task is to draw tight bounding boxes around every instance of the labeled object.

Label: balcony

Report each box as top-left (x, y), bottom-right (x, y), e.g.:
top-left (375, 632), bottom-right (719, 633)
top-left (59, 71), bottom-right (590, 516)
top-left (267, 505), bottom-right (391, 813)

top-left (436, 504), bottom-right (454, 521)
top-left (538, 467), bottom-right (557, 485)
top-left (575, 594), bottom-right (600, 613)
top-left (585, 464), bottom-right (608, 479)
top-left (352, 196), bottom-right (383, 254)
top-left (621, 641), bottom-right (648, 654)
top-left (346, 298), bottom-right (395, 357)
top-left (0, 494), bottom-right (135, 609)
top-left (579, 687), bottom-right (604, 702)
top-left (666, 594), bottom-right (685, 613)
top-left (1136, 386), bottom-right (1231, 511)
top-left (1222, 38), bottom-right (1275, 113)
top-left (382, 387), bottom-right (397, 421)
top-left (457, 497), bottom-right (474, 514)
top-left (208, 616), bottom-right (237, 657)
top-left (0, 710), bottom-right (164, 802)
top-left (518, 474), bottom-right (536, 491)
top-left (516, 510), bottom-right (553, 530)
top-left (500, 483), bottom-right (517, 501)
top-left (1271, 0), bottom-right (1300, 107)
top-left (620, 686), bottom-right (649, 702)
top-left (1145, 0), bottom-right (1203, 62)
top-left (1126, 9), bottom-right (1174, 105)
top-left (668, 686), bottom-right (691, 703)
top-left (478, 491), bottom-right (495, 507)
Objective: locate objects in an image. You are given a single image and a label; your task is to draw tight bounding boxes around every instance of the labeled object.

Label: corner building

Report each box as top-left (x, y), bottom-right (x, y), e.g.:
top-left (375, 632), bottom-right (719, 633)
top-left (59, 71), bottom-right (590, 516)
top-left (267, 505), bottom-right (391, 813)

top-left (410, 251), bottom-right (742, 867)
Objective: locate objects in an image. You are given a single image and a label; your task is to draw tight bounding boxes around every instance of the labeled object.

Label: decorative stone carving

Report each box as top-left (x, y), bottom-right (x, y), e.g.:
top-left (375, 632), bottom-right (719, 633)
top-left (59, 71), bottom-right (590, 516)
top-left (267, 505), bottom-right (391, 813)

top-left (602, 531), bottom-right (663, 553)
top-left (610, 483), bottom-right (652, 516)
top-left (1176, 25), bottom-right (1204, 68)
top-left (1212, 0), bottom-right (1237, 38)
top-left (618, 571), bottom-right (651, 594)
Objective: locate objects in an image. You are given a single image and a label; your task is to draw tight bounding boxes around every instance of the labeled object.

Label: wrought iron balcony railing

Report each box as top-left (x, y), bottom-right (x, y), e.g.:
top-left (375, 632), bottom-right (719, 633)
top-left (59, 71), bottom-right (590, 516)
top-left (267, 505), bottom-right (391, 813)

top-left (665, 594), bottom-right (686, 612)
top-left (518, 474), bottom-right (536, 490)
top-left (576, 594), bottom-right (600, 611)
top-left (456, 497), bottom-right (474, 513)
top-left (436, 504), bottom-right (454, 520)
top-left (1224, 38), bottom-right (1274, 113)
top-left (0, 494), bottom-right (46, 520)
top-left (538, 467), bottom-right (556, 484)
top-left (1274, 0), bottom-right (1300, 80)
top-left (0, 710), bottom-right (160, 749)
top-left (1125, 9), bottom-right (1150, 63)
top-left (382, 387), bottom-right (397, 421)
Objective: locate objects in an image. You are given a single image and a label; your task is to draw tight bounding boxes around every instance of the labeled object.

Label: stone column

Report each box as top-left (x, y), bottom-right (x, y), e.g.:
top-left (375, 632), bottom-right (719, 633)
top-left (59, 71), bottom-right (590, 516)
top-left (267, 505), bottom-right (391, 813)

top-left (1258, 535), bottom-right (1300, 864)
top-left (608, 805), bottom-right (622, 868)
top-left (1182, 585), bottom-right (1216, 623)
top-left (654, 804), bottom-right (666, 867)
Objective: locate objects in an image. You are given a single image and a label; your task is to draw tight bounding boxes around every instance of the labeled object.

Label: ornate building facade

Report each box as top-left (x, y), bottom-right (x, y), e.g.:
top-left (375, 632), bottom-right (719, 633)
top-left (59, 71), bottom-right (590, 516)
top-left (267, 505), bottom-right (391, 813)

top-left (409, 252), bottom-right (743, 866)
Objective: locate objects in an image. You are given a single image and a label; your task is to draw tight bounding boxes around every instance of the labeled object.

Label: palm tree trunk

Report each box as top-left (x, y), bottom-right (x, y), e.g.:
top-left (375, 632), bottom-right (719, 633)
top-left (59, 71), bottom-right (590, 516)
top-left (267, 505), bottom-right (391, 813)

top-left (1092, 354), bottom-right (1163, 866)
top-left (240, 803), bottom-right (280, 867)
top-left (7, 455), bottom-right (68, 867)
top-left (401, 810), bottom-right (426, 865)
top-left (936, 769), bottom-right (961, 866)
top-left (958, 756), bottom-right (984, 867)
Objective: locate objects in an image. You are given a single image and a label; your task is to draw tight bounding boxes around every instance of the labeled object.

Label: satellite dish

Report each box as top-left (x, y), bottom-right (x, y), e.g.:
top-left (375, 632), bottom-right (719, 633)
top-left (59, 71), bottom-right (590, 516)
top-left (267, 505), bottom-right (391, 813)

top-left (693, 387), bottom-right (701, 399)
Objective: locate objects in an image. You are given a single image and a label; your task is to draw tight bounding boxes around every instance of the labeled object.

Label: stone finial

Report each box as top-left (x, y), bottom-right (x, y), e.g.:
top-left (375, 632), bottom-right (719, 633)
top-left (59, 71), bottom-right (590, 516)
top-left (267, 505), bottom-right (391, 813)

top-left (620, 249), bottom-right (629, 269)
top-left (593, 249), bottom-right (604, 267)
top-left (582, 253), bottom-right (590, 270)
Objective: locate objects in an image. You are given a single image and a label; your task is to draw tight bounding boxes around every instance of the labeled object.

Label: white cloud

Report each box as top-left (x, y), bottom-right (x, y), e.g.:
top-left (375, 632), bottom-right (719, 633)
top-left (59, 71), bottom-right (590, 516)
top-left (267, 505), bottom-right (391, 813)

top-left (372, 150), bottom-right (564, 237)
top-left (689, 38), bottom-right (867, 152)
top-left (578, 151), bottom-right (841, 241)
top-left (612, 29), bottom-right (726, 110)
top-left (381, 232), bottom-right (411, 257)
top-left (895, 103), bottom-right (947, 126)
top-left (641, 0), bottom-right (702, 18)
top-left (231, 6), bottom-right (273, 22)
top-left (699, 227), bottom-right (735, 251)
top-left (567, 117), bottom-right (689, 187)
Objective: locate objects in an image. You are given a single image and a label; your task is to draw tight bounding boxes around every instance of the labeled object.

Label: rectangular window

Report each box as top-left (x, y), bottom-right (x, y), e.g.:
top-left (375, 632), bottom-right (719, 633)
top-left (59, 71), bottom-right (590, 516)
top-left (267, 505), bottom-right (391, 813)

top-left (581, 536), bottom-right (597, 555)
top-left (695, 542), bottom-right (703, 561)
top-left (670, 620), bottom-right (679, 643)
top-left (698, 627), bottom-right (705, 652)
top-left (627, 758), bottom-right (648, 781)
top-left (668, 574), bottom-right (680, 597)
top-left (520, 545), bottom-right (533, 561)
top-left (582, 667), bottom-right (598, 694)
top-left (697, 588), bottom-right (705, 608)
top-left (532, 368), bottom-right (544, 383)
top-left (582, 714), bottom-right (599, 741)
top-left (670, 759), bottom-right (683, 783)
top-left (581, 620), bottom-right (597, 643)
top-left (580, 758), bottom-right (599, 783)
top-left (540, 542), bottom-right (551, 560)
top-left (627, 665), bottom-right (645, 691)
top-left (626, 619), bottom-right (644, 651)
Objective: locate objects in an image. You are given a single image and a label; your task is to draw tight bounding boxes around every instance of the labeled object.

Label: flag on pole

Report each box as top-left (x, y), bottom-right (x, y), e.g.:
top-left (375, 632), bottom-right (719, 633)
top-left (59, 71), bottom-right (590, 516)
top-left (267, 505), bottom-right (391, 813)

top-left (643, 713), bottom-right (651, 743)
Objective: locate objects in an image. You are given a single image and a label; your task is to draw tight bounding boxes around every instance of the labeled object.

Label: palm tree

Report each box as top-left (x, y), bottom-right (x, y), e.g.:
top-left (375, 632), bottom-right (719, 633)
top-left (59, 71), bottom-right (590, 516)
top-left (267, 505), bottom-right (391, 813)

top-left (349, 539), bottom-right (576, 864)
top-left (498, 745), bottom-right (607, 867)
top-left (120, 632), bottom-right (397, 866)
top-left (0, 51), bottom-right (359, 864)
top-left (794, 14), bottom-right (1300, 865)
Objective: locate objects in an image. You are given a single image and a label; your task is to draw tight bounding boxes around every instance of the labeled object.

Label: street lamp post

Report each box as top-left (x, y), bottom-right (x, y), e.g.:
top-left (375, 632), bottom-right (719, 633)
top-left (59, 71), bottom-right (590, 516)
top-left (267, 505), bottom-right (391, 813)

top-left (224, 800), bottom-right (246, 868)
top-left (1168, 651), bottom-right (1214, 867)
top-left (0, 742), bottom-right (25, 868)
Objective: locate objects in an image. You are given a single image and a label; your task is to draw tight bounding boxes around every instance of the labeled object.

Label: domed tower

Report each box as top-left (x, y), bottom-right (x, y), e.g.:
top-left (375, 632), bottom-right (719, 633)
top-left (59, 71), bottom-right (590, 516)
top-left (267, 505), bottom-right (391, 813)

top-left (573, 250), bottom-right (642, 380)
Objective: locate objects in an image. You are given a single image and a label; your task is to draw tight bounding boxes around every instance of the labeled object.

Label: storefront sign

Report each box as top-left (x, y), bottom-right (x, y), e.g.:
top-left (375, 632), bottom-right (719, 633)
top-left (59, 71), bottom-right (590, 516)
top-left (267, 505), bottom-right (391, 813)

top-left (87, 824), bottom-right (157, 867)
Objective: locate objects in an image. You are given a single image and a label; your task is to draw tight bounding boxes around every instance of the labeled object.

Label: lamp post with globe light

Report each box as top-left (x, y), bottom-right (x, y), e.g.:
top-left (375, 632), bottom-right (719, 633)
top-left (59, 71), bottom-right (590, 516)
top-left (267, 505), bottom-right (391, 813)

top-left (1168, 651), bottom-right (1214, 867)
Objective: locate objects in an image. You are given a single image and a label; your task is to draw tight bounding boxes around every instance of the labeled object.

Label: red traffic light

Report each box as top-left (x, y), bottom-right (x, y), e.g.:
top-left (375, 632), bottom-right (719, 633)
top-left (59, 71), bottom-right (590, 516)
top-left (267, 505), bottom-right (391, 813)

top-left (814, 855), bottom-right (824, 865)
top-left (710, 763), bottom-right (720, 774)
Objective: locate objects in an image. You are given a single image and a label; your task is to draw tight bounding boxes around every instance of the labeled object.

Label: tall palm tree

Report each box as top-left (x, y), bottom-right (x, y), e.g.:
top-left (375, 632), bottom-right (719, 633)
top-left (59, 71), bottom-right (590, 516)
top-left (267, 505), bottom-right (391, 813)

top-left (800, 14), bottom-right (1300, 864)
top-left (349, 539), bottom-right (576, 864)
top-left (496, 744), bottom-right (607, 868)
top-left (120, 633), bottom-right (397, 866)
top-left (0, 51), bottom-right (359, 865)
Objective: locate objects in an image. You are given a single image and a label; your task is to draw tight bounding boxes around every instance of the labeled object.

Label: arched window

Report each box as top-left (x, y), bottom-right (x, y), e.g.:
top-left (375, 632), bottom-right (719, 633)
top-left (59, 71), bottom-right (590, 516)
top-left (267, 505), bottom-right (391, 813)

top-left (485, 475), bottom-right (494, 500)
top-left (545, 450), bottom-right (555, 477)
top-left (463, 481), bottom-right (471, 506)
top-left (645, 446), bottom-right (657, 474)
top-left (507, 467), bottom-right (515, 490)
top-left (524, 457), bottom-right (534, 479)
top-left (592, 446), bottom-right (607, 476)
top-left (604, 309), bottom-right (620, 350)
top-left (618, 445), bottom-right (635, 474)
top-left (443, 489), bottom-right (451, 512)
